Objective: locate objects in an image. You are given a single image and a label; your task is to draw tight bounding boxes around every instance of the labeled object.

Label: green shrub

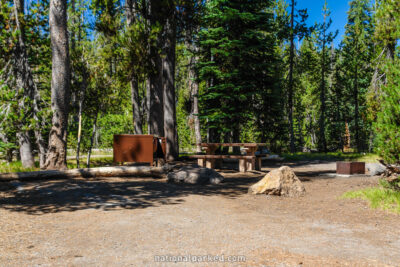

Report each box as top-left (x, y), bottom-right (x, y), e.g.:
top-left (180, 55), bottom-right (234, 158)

top-left (97, 114), bottom-right (134, 148)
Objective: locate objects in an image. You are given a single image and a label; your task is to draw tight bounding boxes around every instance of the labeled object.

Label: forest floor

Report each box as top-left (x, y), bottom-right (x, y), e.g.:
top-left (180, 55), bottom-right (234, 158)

top-left (0, 160), bottom-right (399, 266)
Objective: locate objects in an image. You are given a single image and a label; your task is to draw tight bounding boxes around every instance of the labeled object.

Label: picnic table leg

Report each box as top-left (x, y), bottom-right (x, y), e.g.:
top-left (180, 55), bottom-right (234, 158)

top-left (198, 159), bottom-right (206, 167)
top-left (239, 159), bottom-right (247, 172)
top-left (206, 158), bottom-right (215, 169)
top-left (255, 157), bottom-right (262, 171)
top-left (245, 146), bottom-right (258, 171)
top-left (246, 158), bottom-right (255, 171)
top-left (215, 159), bottom-right (222, 169)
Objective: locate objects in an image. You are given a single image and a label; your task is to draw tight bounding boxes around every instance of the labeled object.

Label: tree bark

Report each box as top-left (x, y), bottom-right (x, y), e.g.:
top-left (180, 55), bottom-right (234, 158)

top-left (189, 61), bottom-right (201, 153)
top-left (16, 132), bottom-right (35, 168)
top-left (131, 78), bottom-right (143, 134)
top-left (44, 0), bottom-right (71, 170)
top-left (163, 10), bottom-right (178, 160)
top-left (148, 0), bottom-right (164, 137)
top-left (149, 50), bottom-right (164, 136)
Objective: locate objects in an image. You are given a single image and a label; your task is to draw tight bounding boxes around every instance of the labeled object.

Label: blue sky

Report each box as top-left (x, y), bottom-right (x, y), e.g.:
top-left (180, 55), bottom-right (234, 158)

top-left (296, 0), bottom-right (351, 46)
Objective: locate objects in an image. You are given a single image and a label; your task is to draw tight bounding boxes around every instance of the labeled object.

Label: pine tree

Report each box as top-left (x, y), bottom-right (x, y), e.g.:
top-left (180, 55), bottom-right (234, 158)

top-left (287, 0), bottom-right (309, 152)
top-left (297, 37), bottom-right (320, 150)
top-left (197, 0), bottom-right (280, 144)
top-left (373, 0), bottom-right (400, 165)
top-left (68, 0), bottom-right (92, 168)
top-left (341, 0), bottom-right (374, 152)
top-left (368, 0), bottom-right (400, 127)
top-left (0, 0), bottom-right (50, 167)
top-left (315, 1), bottom-right (337, 152)
top-left (375, 61), bottom-right (400, 164)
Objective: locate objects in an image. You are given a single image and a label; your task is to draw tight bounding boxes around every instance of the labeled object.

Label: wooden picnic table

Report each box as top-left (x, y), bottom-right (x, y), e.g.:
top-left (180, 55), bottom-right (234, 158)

top-left (199, 143), bottom-right (268, 156)
top-left (192, 143), bottom-right (268, 172)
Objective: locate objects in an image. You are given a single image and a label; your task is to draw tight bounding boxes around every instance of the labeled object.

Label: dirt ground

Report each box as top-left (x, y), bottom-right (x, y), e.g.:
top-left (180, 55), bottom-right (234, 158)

top-left (1, 161), bottom-right (399, 266)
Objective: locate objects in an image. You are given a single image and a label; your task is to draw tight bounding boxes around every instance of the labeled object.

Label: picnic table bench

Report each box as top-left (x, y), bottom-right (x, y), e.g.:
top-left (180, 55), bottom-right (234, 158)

top-left (189, 143), bottom-right (268, 172)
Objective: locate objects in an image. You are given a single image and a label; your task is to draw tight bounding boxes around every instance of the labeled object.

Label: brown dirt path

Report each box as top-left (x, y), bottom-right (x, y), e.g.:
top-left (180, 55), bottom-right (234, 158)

top-left (0, 161), bottom-right (399, 266)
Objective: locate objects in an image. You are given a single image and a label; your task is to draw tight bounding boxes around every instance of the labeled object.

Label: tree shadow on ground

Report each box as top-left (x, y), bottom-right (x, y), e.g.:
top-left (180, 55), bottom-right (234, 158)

top-left (0, 172), bottom-right (263, 215)
top-left (0, 160), bottom-right (339, 215)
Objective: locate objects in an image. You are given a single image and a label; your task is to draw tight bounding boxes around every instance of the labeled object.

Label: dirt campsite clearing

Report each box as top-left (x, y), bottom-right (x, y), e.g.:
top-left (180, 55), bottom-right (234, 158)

top-left (0, 161), bottom-right (399, 266)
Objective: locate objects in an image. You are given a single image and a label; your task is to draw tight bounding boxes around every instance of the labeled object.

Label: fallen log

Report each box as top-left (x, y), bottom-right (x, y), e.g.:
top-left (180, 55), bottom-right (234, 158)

top-left (0, 165), bottom-right (171, 182)
top-left (379, 160), bottom-right (400, 174)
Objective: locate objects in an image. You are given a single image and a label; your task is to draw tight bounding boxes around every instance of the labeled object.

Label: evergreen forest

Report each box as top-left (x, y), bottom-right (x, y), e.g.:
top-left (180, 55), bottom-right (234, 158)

top-left (0, 0), bottom-right (399, 170)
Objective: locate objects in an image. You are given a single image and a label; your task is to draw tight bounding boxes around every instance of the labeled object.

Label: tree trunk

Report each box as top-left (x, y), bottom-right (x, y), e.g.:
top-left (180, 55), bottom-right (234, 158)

top-left (33, 92), bottom-right (48, 168)
top-left (76, 73), bottom-right (87, 169)
top-left (319, 18), bottom-right (327, 152)
top-left (146, 78), bottom-right (151, 134)
top-left (163, 11), bottom-right (178, 160)
top-left (148, 1), bottom-right (164, 137)
top-left (149, 50), bottom-right (164, 136)
top-left (87, 112), bottom-right (98, 168)
top-left (288, 0), bottom-right (296, 153)
top-left (232, 127), bottom-right (240, 154)
top-left (76, 103), bottom-right (83, 169)
top-left (186, 36), bottom-right (202, 152)
top-left (131, 77), bottom-right (143, 134)
top-left (13, 0), bottom-right (35, 168)
top-left (125, 0), bottom-right (143, 134)
top-left (354, 62), bottom-right (360, 152)
top-left (189, 63), bottom-right (201, 153)
top-left (16, 132), bottom-right (35, 168)
top-left (44, 0), bottom-right (71, 170)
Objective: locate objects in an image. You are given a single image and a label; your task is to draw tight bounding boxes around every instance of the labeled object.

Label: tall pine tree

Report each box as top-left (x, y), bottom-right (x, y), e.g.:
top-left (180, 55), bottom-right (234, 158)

top-left (197, 0), bottom-right (281, 144)
top-left (341, 0), bottom-right (374, 152)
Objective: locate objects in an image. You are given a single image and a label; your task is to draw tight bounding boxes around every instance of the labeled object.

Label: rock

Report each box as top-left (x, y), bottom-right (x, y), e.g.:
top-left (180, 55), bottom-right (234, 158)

top-left (167, 165), bottom-right (224, 185)
top-left (248, 166), bottom-right (305, 197)
top-left (366, 163), bottom-right (386, 176)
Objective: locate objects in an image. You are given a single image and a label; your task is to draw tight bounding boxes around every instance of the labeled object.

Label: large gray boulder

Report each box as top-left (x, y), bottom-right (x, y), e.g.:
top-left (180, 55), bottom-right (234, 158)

top-left (366, 163), bottom-right (386, 176)
top-left (248, 166), bottom-right (305, 197)
top-left (167, 165), bottom-right (224, 185)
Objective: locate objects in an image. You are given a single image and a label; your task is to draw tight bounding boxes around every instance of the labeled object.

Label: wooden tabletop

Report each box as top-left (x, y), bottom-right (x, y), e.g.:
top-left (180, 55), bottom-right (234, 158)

top-left (198, 143), bottom-right (267, 147)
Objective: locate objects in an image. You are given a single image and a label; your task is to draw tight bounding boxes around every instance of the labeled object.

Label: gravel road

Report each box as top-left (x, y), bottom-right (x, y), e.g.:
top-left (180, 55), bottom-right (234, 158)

top-left (1, 162), bottom-right (399, 266)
